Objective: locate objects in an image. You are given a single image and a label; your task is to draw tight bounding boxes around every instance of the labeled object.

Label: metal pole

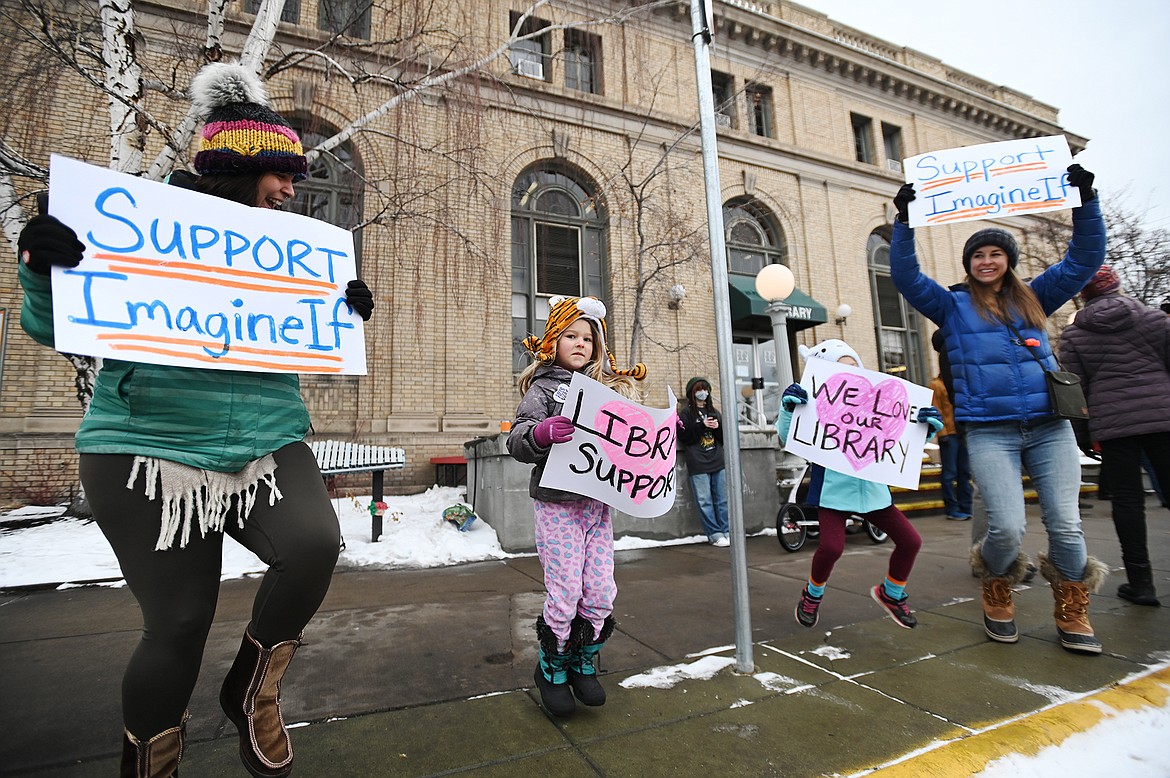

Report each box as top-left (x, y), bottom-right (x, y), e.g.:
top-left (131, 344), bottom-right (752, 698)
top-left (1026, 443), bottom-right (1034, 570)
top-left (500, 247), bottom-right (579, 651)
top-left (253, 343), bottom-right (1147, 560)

top-left (689, 0), bottom-right (753, 674)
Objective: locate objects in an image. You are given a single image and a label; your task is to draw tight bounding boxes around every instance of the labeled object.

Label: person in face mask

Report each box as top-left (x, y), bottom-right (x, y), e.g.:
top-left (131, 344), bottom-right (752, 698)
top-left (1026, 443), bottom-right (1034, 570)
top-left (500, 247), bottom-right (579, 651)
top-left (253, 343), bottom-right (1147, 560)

top-left (678, 377), bottom-right (731, 546)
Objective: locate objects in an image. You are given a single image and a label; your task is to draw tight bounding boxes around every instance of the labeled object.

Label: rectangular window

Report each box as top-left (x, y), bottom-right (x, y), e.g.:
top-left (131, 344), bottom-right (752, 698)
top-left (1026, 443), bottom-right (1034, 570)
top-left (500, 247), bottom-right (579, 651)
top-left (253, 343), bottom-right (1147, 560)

top-left (564, 29), bottom-right (601, 94)
top-left (851, 112), bottom-right (874, 164)
top-left (509, 11), bottom-right (549, 81)
top-left (745, 83), bottom-right (773, 138)
top-left (246, 0), bottom-right (300, 24)
top-left (712, 71), bottom-right (735, 128)
top-left (535, 222), bottom-right (581, 297)
top-left (882, 122), bottom-right (904, 173)
top-left (318, 0), bottom-right (370, 38)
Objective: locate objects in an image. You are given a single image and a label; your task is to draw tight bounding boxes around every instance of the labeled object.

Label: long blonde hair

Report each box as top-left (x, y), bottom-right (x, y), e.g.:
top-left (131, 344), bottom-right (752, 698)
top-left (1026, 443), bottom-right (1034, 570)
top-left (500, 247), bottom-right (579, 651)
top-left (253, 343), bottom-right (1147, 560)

top-left (518, 320), bottom-right (642, 401)
top-left (967, 270), bottom-right (1047, 329)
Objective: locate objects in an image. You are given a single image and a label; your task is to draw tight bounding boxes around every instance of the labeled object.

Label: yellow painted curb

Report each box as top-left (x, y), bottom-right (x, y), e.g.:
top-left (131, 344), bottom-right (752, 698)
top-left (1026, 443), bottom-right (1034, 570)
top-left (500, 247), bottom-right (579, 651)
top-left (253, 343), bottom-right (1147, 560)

top-left (863, 665), bottom-right (1170, 777)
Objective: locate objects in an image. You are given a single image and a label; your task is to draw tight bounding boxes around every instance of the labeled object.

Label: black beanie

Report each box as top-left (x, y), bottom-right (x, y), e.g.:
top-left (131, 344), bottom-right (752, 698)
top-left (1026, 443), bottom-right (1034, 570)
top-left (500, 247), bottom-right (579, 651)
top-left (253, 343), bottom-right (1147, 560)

top-left (962, 228), bottom-right (1019, 274)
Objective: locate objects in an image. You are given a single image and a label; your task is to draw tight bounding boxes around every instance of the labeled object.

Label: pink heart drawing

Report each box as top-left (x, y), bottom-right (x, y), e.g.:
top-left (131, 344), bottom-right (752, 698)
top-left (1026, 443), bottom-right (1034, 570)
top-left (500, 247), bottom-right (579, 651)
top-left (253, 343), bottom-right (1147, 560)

top-left (597, 400), bottom-right (675, 504)
top-left (814, 373), bottom-right (909, 472)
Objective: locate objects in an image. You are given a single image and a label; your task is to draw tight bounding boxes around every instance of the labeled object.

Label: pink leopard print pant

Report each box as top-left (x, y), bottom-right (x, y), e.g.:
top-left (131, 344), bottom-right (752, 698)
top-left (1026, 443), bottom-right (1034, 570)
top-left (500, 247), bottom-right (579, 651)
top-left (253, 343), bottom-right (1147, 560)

top-left (534, 498), bottom-right (616, 649)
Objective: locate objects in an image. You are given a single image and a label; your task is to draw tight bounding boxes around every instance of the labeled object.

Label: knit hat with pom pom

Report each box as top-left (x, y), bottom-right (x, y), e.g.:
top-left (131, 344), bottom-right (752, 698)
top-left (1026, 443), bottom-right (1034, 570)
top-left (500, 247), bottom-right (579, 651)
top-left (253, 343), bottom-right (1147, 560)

top-left (522, 296), bottom-right (647, 379)
top-left (190, 62), bottom-right (307, 181)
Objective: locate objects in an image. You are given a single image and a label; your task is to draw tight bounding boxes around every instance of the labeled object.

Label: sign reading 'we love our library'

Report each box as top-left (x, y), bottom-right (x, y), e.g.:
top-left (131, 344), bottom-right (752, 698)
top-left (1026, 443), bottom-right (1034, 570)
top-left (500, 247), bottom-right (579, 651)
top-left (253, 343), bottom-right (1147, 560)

top-left (47, 155), bottom-right (366, 374)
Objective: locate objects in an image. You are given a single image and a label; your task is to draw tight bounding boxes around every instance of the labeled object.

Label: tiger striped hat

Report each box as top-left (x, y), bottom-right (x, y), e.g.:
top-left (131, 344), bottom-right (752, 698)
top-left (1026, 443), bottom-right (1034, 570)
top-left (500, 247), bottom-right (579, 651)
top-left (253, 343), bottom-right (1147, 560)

top-left (523, 296), bottom-right (647, 380)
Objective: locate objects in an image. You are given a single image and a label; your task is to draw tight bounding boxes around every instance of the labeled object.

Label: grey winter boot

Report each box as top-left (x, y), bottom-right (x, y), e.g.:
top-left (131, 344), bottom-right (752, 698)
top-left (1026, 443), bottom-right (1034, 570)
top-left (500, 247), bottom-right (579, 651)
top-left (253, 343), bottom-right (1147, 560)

top-left (567, 615), bottom-right (615, 706)
top-left (971, 545), bottom-right (1030, 643)
top-left (534, 615), bottom-right (575, 717)
top-left (1038, 552), bottom-right (1109, 655)
top-left (1118, 561), bottom-right (1161, 606)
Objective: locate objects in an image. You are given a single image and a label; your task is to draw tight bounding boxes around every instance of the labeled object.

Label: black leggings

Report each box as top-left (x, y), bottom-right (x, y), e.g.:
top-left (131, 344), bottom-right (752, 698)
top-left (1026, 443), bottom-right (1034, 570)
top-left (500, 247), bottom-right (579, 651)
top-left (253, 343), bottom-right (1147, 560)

top-left (81, 442), bottom-right (340, 739)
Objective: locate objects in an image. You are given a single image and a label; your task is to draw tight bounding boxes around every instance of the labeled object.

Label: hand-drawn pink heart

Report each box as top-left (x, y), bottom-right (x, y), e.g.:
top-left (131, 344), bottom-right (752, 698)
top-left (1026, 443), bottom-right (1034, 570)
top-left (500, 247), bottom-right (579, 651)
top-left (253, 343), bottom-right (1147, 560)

top-left (814, 373), bottom-right (909, 472)
top-left (597, 400), bottom-right (675, 504)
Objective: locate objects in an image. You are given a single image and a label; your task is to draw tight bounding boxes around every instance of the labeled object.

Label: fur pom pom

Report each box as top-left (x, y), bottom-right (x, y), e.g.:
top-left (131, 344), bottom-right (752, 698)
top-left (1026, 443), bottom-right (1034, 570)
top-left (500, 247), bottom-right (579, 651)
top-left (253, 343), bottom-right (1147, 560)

top-left (189, 63), bottom-right (269, 116)
top-left (577, 297), bottom-right (607, 319)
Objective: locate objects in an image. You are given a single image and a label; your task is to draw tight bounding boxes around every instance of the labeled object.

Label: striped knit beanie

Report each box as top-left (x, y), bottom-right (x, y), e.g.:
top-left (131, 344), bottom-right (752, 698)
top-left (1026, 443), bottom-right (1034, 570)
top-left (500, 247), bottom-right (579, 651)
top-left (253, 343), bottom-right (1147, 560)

top-left (190, 63), bottom-right (307, 181)
top-left (523, 296), bottom-right (647, 380)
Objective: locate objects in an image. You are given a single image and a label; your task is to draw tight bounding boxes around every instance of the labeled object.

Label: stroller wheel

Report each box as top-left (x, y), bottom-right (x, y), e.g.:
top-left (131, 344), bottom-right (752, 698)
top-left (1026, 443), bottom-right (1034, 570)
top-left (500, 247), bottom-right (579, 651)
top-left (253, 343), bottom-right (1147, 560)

top-left (864, 520), bottom-right (889, 544)
top-left (776, 503), bottom-right (807, 552)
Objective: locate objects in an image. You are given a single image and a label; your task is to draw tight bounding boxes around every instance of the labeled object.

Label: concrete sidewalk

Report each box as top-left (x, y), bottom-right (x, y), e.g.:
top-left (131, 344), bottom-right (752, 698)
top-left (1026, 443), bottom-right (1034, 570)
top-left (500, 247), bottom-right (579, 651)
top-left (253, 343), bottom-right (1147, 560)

top-left (2, 497), bottom-right (1168, 777)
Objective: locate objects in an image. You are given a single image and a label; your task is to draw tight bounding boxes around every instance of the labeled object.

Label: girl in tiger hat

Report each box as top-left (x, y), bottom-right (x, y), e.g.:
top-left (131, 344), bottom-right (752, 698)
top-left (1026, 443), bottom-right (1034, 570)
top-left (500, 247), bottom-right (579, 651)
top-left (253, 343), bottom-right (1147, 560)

top-left (507, 296), bottom-right (645, 718)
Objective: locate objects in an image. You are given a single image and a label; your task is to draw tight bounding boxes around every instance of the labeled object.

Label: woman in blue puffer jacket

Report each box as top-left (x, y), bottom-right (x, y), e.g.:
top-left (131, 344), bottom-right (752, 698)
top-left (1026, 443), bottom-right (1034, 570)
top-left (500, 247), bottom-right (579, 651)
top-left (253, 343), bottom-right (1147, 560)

top-left (889, 165), bottom-right (1107, 656)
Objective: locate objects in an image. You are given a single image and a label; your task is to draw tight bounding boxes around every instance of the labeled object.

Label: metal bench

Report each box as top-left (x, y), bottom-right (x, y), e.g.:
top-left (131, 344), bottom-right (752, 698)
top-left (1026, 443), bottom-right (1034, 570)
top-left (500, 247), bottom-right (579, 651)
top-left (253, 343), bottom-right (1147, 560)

top-left (310, 440), bottom-right (406, 542)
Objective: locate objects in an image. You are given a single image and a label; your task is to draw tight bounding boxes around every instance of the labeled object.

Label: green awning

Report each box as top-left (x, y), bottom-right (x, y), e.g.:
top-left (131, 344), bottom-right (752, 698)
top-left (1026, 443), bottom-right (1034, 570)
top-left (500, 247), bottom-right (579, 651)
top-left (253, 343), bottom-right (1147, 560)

top-left (727, 274), bottom-right (828, 333)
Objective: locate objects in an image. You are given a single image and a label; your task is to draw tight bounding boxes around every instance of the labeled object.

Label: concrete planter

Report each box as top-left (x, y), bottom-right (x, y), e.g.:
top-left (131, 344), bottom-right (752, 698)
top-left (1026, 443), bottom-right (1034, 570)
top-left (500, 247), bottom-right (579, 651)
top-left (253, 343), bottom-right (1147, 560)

top-left (464, 431), bottom-right (779, 553)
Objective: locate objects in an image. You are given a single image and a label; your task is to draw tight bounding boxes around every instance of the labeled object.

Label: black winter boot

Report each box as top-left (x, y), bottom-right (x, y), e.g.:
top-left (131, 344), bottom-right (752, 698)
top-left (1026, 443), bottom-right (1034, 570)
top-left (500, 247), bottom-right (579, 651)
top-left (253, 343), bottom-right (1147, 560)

top-left (534, 615), bottom-right (575, 717)
top-left (1118, 561), bottom-right (1161, 606)
top-left (568, 615), bottom-right (615, 706)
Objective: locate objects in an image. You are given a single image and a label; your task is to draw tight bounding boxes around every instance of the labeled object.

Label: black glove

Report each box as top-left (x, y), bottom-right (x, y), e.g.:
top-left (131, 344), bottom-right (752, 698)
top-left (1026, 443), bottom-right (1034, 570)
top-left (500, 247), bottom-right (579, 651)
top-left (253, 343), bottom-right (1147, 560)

top-left (893, 183), bottom-right (916, 223)
top-left (16, 212), bottom-right (84, 276)
top-left (1066, 163), bottom-right (1096, 202)
top-left (344, 279), bottom-right (374, 321)
top-left (781, 383), bottom-right (808, 411)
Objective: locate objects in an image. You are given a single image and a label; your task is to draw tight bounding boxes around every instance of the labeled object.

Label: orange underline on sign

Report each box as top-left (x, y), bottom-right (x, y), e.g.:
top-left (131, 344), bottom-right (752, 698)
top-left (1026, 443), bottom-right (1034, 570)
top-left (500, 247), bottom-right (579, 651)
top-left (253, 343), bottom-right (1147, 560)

top-left (921, 173), bottom-right (983, 191)
top-left (1007, 199), bottom-right (1067, 212)
top-left (926, 206), bottom-right (994, 224)
top-left (991, 162), bottom-right (1049, 176)
top-left (96, 333), bottom-right (344, 362)
top-left (104, 344), bottom-right (344, 373)
top-left (104, 264), bottom-right (330, 296)
top-left (92, 254), bottom-right (335, 293)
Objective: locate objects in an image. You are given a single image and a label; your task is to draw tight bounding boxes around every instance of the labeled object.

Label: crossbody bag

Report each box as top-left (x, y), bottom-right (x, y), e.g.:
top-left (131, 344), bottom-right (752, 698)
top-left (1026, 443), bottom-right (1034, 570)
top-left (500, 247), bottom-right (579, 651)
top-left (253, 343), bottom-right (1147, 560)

top-left (1006, 322), bottom-right (1089, 420)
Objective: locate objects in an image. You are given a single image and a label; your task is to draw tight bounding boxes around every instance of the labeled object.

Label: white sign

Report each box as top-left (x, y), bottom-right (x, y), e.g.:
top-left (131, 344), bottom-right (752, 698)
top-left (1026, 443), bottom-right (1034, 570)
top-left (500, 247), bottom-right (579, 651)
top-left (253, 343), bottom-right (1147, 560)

top-left (540, 373), bottom-right (678, 518)
top-left (782, 360), bottom-right (933, 490)
top-left (903, 135), bottom-right (1078, 228)
top-left (47, 155), bottom-right (366, 374)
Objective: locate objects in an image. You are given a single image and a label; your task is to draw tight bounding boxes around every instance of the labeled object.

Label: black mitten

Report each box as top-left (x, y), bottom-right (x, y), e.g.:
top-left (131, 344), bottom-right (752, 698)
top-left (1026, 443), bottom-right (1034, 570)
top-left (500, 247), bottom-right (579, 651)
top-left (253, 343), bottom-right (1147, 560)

top-left (17, 214), bottom-right (84, 276)
top-left (1066, 164), bottom-right (1096, 202)
top-left (345, 279), bottom-right (374, 321)
top-left (893, 183), bottom-right (916, 223)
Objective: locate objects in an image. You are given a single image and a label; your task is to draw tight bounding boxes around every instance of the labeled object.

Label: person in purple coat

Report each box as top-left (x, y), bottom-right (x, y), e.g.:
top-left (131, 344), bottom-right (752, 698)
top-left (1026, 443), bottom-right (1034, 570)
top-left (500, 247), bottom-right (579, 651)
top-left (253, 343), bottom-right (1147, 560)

top-left (1061, 266), bottom-right (1170, 606)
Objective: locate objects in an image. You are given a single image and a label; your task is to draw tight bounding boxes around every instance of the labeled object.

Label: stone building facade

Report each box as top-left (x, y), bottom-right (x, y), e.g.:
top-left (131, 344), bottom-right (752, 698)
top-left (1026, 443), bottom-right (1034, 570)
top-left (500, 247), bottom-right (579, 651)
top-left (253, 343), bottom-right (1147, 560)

top-left (0, 0), bottom-right (1083, 501)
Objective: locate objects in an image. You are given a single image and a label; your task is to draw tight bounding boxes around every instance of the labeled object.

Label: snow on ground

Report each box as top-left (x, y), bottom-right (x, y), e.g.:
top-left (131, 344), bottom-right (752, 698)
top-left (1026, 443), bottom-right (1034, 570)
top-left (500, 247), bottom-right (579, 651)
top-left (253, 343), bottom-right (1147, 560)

top-left (3, 491), bottom-right (1169, 775)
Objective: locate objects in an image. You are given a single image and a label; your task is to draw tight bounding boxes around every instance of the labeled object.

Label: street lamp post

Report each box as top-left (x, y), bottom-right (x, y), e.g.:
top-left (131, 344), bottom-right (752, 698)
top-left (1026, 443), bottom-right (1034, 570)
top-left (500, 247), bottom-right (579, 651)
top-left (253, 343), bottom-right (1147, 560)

top-left (755, 264), bottom-right (799, 470)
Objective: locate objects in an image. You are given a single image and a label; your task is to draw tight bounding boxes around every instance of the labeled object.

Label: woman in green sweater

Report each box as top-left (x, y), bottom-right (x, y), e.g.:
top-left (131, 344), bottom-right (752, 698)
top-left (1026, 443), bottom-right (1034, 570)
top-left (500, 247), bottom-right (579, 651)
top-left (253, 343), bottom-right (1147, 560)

top-left (16, 63), bottom-right (374, 778)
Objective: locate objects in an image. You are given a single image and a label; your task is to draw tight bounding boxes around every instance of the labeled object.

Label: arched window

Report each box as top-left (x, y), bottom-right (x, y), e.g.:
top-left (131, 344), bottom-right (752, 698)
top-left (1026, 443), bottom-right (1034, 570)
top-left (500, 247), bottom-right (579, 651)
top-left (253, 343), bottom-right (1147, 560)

top-left (511, 164), bottom-right (608, 372)
top-left (868, 228), bottom-right (924, 381)
top-left (723, 198), bottom-right (787, 275)
top-left (724, 198), bottom-right (788, 427)
top-left (285, 120), bottom-right (365, 271)
top-left (285, 119), bottom-right (365, 413)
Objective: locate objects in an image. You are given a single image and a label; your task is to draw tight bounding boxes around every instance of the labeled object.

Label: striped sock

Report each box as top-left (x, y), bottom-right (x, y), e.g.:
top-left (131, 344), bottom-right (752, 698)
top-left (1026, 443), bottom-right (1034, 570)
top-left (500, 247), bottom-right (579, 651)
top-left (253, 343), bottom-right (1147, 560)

top-left (807, 579), bottom-right (826, 598)
top-left (882, 576), bottom-right (907, 600)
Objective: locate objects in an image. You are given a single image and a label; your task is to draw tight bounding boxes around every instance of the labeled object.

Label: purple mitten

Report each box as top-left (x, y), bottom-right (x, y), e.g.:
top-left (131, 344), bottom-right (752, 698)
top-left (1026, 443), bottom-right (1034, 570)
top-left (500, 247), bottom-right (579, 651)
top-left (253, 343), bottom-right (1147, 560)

top-left (533, 415), bottom-right (575, 447)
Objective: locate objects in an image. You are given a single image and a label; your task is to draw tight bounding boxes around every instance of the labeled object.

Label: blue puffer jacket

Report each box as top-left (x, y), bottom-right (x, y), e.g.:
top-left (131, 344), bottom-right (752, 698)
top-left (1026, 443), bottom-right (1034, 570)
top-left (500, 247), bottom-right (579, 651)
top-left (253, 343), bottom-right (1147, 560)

top-left (890, 199), bottom-right (1106, 423)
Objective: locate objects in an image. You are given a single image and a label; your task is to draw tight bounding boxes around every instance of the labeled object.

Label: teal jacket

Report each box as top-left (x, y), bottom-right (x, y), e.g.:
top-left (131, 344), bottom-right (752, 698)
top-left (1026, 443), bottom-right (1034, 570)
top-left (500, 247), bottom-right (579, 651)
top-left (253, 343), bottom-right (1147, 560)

top-left (19, 261), bottom-right (310, 472)
top-left (776, 404), bottom-right (893, 514)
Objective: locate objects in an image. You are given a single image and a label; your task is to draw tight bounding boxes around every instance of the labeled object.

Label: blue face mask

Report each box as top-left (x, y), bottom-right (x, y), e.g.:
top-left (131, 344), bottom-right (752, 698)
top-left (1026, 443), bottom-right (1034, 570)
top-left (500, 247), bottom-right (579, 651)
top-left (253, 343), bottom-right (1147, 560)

top-left (695, 390), bottom-right (709, 402)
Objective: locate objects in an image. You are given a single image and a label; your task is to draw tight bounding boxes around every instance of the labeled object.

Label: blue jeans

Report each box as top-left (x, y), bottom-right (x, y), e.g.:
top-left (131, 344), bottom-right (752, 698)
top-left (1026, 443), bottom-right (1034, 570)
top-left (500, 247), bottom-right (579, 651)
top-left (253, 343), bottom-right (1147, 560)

top-left (938, 434), bottom-right (973, 516)
top-left (689, 469), bottom-right (730, 540)
top-left (966, 418), bottom-right (1087, 580)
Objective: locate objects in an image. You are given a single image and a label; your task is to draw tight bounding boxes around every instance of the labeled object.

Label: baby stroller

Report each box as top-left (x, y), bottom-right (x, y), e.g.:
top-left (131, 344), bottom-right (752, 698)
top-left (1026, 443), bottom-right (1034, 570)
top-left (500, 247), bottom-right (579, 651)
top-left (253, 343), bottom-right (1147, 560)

top-left (775, 457), bottom-right (888, 552)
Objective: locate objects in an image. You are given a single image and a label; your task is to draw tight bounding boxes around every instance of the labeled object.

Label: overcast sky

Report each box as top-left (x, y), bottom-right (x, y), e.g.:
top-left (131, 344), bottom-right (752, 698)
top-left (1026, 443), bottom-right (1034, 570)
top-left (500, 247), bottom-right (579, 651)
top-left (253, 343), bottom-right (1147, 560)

top-left (795, 0), bottom-right (1170, 229)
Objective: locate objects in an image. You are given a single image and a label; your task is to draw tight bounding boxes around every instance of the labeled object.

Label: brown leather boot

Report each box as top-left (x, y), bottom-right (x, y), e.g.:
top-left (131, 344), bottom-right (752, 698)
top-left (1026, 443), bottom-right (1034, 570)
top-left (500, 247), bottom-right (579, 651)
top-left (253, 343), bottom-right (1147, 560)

top-left (1038, 552), bottom-right (1109, 655)
top-left (220, 626), bottom-right (300, 777)
top-left (970, 545), bottom-right (1030, 643)
top-left (120, 711), bottom-right (187, 778)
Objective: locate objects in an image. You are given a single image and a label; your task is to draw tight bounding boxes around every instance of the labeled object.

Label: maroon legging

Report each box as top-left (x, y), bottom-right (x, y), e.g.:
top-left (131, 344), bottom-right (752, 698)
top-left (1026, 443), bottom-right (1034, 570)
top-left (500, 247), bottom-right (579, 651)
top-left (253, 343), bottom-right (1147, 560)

top-left (809, 505), bottom-right (921, 585)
